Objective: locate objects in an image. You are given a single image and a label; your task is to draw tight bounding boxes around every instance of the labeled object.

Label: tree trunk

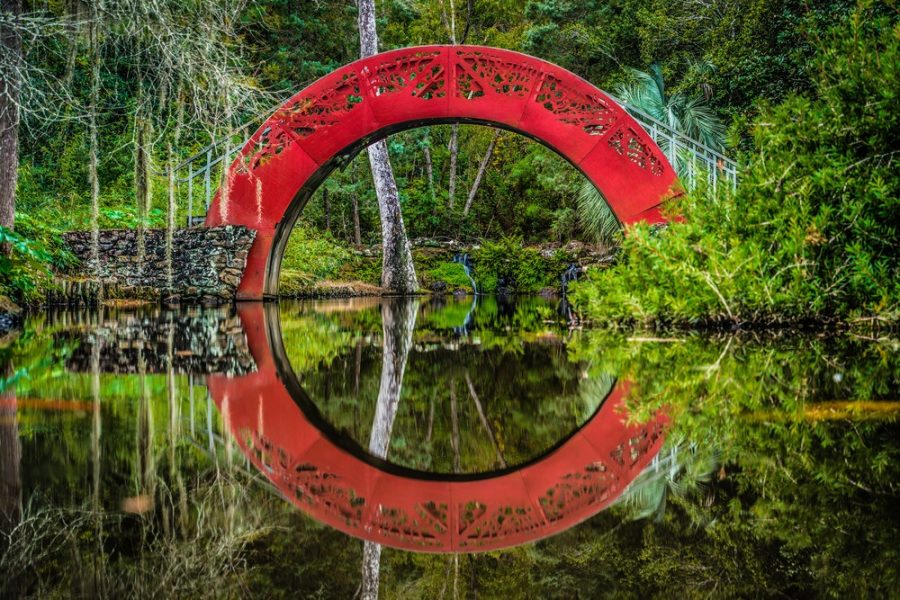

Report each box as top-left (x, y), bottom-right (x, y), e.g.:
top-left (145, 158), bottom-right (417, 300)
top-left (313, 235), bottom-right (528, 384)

top-left (89, 1), bottom-right (102, 275)
top-left (352, 190), bottom-right (362, 246)
top-left (368, 298), bottom-right (418, 457)
top-left (450, 380), bottom-right (460, 474)
top-left (361, 297), bottom-right (419, 600)
top-left (133, 104), bottom-right (151, 262)
top-left (447, 124), bottom-right (459, 210)
top-left (322, 187), bottom-right (331, 232)
top-left (358, 0), bottom-right (418, 294)
top-left (0, 394), bottom-right (21, 534)
top-left (465, 372), bottom-right (506, 467)
top-left (1, 333), bottom-right (22, 600)
top-left (423, 138), bottom-right (436, 203)
top-left (351, 161), bottom-right (363, 246)
top-left (0, 391), bottom-right (22, 599)
top-left (463, 129), bottom-right (500, 216)
top-left (0, 0), bottom-right (23, 233)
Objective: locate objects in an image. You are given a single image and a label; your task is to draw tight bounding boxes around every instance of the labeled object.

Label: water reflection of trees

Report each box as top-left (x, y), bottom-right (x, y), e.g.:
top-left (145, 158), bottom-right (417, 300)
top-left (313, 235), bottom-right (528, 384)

top-left (285, 297), bottom-right (601, 474)
top-left (0, 308), bottom-right (897, 598)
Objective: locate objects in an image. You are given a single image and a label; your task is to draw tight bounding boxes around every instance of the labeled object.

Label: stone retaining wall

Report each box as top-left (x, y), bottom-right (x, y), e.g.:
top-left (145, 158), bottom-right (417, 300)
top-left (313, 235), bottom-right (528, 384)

top-left (64, 309), bottom-right (255, 376)
top-left (62, 226), bottom-right (256, 304)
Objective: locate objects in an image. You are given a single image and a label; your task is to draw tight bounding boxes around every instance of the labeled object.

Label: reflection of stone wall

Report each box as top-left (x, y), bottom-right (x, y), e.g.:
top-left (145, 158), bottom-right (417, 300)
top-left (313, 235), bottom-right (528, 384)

top-left (62, 226), bottom-right (256, 303)
top-left (65, 310), bottom-right (256, 376)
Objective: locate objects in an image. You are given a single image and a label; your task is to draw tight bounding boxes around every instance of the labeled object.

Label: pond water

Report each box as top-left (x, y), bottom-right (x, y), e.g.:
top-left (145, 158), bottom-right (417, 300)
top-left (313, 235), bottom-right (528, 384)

top-left (0, 296), bottom-right (897, 597)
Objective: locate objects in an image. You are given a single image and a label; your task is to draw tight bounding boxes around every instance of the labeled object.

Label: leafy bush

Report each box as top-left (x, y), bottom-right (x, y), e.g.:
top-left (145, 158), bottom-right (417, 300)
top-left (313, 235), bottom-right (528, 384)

top-left (337, 255), bottom-right (381, 285)
top-left (473, 236), bottom-right (570, 293)
top-left (425, 261), bottom-right (473, 291)
top-left (281, 224), bottom-right (354, 280)
top-left (571, 8), bottom-right (899, 327)
top-left (0, 225), bottom-right (66, 302)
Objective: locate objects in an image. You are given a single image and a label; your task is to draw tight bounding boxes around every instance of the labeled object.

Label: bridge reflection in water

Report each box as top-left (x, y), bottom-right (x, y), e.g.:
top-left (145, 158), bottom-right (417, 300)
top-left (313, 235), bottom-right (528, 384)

top-left (208, 303), bottom-right (668, 553)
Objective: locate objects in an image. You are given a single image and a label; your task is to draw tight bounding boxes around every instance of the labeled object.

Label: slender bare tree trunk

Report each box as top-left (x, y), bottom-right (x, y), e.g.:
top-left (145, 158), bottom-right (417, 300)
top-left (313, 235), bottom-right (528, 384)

top-left (0, 392), bottom-right (21, 599)
top-left (1, 333), bottom-right (22, 600)
top-left (352, 191), bottom-right (362, 246)
top-left (447, 124), bottom-right (459, 210)
top-left (351, 161), bottom-right (362, 246)
top-left (358, 0), bottom-right (418, 294)
top-left (423, 138), bottom-right (435, 202)
top-left (0, 0), bottom-right (22, 233)
top-left (133, 87), bottom-right (151, 262)
top-left (62, 0), bottom-right (78, 88)
top-left (368, 298), bottom-right (418, 457)
top-left (464, 372), bottom-right (506, 467)
top-left (323, 187), bottom-right (331, 232)
top-left (361, 298), bottom-right (419, 600)
top-left (0, 394), bottom-right (20, 533)
top-left (88, 1), bottom-right (102, 275)
top-left (463, 129), bottom-right (500, 217)
top-left (450, 380), bottom-right (460, 474)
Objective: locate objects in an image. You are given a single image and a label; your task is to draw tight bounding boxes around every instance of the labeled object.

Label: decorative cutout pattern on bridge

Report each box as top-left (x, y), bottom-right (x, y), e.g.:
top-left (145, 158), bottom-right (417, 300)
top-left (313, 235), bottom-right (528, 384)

top-left (206, 304), bottom-right (669, 553)
top-left (455, 50), bottom-right (541, 99)
top-left (369, 50), bottom-right (445, 98)
top-left (278, 72), bottom-right (363, 139)
top-left (534, 74), bottom-right (619, 136)
top-left (608, 127), bottom-right (665, 176)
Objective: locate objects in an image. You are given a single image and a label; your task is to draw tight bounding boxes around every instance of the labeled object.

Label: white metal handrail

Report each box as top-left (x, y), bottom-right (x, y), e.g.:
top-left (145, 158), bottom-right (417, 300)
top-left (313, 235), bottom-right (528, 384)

top-left (609, 95), bottom-right (739, 194)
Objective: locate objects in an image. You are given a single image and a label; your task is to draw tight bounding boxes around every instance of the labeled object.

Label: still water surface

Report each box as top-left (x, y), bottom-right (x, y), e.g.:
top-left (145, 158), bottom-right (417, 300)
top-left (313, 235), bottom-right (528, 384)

top-left (0, 296), bottom-right (897, 597)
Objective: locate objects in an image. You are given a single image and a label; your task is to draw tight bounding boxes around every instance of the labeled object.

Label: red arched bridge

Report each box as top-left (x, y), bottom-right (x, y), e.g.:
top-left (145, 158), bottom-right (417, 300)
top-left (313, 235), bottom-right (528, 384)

top-left (193, 45), bottom-right (724, 299)
top-left (207, 303), bottom-right (668, 552)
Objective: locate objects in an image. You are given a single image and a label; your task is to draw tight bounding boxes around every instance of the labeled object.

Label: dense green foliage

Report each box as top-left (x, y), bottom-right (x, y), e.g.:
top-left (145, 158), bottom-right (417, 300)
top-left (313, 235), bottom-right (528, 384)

top-left (573, 9), bottom-right (899, 326)
top-left (278, 231), bottom-right (576, 296)
top-left (5, 0), bottom-right (884, 320)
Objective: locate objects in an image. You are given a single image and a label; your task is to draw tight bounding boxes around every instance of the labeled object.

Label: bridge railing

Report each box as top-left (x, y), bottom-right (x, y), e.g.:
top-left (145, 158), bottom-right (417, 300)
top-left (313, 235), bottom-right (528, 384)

top-left (170, 121), bottom-right (257, 227)
top-left (170, 94), bottom-right (739, 226)
top-left (608, 96), bottom-right (739, 195)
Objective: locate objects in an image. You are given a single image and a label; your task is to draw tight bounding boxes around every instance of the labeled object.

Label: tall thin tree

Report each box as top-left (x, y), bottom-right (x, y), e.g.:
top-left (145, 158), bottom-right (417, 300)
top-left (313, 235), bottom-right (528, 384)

top-left (0, 0), bottom-right (22, 234)
top-left (361, 298), bottom-right (419, 599)
top-left (358, 0), bottom-right (418, 294)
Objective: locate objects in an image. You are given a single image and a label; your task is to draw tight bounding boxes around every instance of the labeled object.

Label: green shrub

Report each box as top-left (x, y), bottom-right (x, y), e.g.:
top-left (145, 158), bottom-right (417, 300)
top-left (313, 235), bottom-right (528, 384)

top-left (425, 261), bottom-right (473, 291)
top-left (0, 218), bottom-right (76, 303)
top-left (281, 224), bottom-right (354, 280)
top-left (571, 8), bottom-right (899, 327)
top-left (337, 255), bottom-right (381, 285)
top-left (473, 236), bottom-right (570, 293)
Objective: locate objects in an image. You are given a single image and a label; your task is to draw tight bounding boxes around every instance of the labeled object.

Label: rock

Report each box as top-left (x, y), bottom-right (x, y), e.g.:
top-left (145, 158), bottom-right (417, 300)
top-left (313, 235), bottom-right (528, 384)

top-left (538, 286), bottom-right (558, 297)
top-left (0, 295), bottom-right (22, 339)
top-left (562, 240), bottom-right (585, 256)
top-left (60, 226), bottom-right (256, 305)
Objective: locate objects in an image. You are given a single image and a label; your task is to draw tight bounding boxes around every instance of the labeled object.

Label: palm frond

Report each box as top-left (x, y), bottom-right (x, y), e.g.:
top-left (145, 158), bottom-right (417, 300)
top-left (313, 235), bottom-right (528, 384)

top-left (576, 181), bottom-right (621, 244)
top-left (615, 68), bottom-right (666, 121)
top-left (616, 66), bottom-right (727, 152)
top-left (676, 96), bottom-right (726, 150)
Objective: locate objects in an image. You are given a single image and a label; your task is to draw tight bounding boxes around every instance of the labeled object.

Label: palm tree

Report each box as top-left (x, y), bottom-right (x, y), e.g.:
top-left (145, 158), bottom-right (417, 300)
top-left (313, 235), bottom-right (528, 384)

top-left (615, 438), bottom-right (721, 523)
top-left (576, 64), bottom-right (726, 242)
top-left (615, 63), bottom-right (726, 151)
top-left (576, 182), bottom-right (622, 245)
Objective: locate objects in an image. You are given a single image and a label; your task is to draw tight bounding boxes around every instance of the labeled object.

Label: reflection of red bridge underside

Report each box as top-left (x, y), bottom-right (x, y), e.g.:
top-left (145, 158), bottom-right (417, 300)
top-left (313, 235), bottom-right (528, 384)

top-left (208, 304), bottom-right (668, 552)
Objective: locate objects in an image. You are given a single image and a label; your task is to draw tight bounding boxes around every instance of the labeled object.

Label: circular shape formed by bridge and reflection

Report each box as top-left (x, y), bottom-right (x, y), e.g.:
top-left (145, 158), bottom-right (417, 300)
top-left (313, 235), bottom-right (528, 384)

top-left (204, 45), bottom-right (683, 299)
top-left (207, 304), bottom-right (668, 553)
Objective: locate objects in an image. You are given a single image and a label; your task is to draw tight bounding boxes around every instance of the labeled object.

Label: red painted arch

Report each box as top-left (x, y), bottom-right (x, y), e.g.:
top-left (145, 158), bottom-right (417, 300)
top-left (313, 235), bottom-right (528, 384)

top-left (204, 46), bottom-right (682, 299)
top-left (207, 303), bottom-right (668, 552)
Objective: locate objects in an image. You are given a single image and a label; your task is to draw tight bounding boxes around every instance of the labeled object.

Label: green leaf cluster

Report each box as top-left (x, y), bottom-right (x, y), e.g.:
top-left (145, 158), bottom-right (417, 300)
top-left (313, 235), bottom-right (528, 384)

top-left (572, 8), bottom-right (899, 326)
top-left (473, 236), bottom-right (571, 293)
